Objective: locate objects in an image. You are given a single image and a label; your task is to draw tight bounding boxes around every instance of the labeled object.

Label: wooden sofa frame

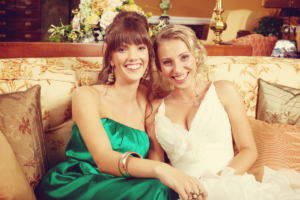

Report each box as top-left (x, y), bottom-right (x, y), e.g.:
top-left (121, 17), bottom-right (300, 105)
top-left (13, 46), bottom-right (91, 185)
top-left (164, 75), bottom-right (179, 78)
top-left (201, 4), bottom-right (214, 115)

top-left (0, 42), bottom-right (252, 58)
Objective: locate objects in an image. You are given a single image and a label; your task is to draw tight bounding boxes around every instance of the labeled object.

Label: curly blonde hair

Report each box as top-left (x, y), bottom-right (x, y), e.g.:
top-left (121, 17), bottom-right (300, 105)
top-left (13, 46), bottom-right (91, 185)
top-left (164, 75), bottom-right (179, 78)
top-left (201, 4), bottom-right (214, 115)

top-left (153, 24), bottom-right (208, 79)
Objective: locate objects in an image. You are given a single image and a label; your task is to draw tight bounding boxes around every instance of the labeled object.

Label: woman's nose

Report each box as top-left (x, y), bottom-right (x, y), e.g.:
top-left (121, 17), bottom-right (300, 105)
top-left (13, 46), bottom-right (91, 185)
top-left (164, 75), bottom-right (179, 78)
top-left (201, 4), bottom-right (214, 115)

top-left (173, 62), bottom-right (183, 74)
top-left (128, 48), bottom-right (138, 61)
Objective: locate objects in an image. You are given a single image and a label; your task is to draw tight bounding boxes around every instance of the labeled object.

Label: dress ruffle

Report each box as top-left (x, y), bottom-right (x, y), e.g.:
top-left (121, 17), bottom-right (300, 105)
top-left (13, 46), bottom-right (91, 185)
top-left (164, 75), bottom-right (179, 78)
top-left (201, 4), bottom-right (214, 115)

top-left (198, 167), bottom-right (300, 200)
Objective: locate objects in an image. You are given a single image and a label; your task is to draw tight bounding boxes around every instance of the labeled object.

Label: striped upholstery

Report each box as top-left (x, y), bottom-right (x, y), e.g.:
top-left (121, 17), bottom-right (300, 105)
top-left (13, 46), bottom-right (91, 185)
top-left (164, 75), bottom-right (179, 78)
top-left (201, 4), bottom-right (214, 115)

top-left (229, 34), bottom-right (278, 56)
top-left (247, 118), bottom-right (300, 182)
top-left (257, 78), bottom-right (300, 126)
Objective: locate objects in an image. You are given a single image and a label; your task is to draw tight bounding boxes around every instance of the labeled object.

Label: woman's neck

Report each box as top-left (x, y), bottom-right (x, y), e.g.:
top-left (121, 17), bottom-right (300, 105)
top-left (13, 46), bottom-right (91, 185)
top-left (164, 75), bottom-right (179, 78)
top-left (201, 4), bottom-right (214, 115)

top-left (172, 78), bottom-right (199, 101)
top-left (110, 80), bottom-right (140, 103)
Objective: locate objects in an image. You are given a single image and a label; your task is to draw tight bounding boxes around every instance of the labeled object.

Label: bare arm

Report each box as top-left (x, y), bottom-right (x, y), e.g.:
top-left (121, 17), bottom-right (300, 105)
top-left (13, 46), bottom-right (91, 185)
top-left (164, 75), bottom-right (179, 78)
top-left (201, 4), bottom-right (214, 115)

top-left (145, 99), bottom-right (165, 162)
top-left (72, 87), bottom-right (207, 200)
top-left (215, 81), bottom-right (258, 175)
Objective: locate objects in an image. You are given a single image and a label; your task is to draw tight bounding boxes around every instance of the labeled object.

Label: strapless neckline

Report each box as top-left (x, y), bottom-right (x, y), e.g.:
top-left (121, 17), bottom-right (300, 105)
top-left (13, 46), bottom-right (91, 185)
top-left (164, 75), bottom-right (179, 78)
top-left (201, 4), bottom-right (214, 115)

top-left (100, 118), bottom-right (146, 134)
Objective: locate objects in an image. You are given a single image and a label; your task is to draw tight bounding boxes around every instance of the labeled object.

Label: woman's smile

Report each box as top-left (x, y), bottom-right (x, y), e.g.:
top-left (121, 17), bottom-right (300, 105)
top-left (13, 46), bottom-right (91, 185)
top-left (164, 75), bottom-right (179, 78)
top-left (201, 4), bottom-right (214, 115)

top-left (124, 63), bottom-right (142, 71)
top-left (172, 72), bottom-right (189, 83)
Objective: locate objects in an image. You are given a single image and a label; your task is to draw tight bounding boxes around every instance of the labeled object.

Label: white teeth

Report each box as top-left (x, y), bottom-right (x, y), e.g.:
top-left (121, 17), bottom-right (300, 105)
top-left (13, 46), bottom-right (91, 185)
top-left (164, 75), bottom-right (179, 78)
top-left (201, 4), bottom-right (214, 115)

top-left (173, 73), bottom-right (188, 80)
top-left (126, 64), bottom-right (141, 69)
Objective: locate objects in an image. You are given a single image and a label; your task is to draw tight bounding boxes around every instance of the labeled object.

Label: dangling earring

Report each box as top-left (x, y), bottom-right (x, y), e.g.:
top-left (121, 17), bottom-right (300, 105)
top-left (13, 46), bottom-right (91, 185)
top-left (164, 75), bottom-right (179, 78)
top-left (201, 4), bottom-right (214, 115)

top-left (107, 66), bottom-right (115, 83)
top-left (142, 67), bottom-right (150, 80)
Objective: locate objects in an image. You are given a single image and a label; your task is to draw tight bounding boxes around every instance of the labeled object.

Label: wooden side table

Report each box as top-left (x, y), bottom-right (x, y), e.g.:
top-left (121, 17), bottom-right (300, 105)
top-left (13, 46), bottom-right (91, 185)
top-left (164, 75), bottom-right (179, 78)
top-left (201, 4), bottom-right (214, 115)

top-left (204, 44), bottom-right (253, 56)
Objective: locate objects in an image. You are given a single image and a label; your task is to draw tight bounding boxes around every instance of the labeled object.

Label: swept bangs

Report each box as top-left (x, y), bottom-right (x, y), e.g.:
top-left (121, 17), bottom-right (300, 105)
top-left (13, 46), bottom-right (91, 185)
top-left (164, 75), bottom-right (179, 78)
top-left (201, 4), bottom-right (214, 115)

top-left (106, 21), bottom-right (152, 52)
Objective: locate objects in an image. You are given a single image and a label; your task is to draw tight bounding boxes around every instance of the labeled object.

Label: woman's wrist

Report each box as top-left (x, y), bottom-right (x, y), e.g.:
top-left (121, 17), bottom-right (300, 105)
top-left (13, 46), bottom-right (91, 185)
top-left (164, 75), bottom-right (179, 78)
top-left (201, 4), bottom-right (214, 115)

top-left (153, 162), bottom-right (169, 179)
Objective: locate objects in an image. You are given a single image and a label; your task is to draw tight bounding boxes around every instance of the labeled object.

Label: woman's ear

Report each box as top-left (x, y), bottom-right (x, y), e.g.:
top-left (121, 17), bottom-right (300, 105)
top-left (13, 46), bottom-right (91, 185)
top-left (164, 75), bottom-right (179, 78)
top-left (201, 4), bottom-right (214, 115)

top-left (110, 60), bottom-right (115, 67)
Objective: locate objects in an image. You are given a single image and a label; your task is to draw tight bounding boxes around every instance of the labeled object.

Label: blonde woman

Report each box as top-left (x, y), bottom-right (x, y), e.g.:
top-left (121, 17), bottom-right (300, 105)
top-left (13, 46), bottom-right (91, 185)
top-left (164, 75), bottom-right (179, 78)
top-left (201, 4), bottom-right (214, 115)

top-left (146, 24), bottom-right (300, 200)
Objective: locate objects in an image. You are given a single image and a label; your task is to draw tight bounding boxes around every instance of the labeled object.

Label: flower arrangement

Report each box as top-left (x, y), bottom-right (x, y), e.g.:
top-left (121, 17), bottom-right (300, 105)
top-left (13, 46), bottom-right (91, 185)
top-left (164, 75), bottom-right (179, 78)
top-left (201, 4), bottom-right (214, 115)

top-left (48, 0), bottom-right (164, 43)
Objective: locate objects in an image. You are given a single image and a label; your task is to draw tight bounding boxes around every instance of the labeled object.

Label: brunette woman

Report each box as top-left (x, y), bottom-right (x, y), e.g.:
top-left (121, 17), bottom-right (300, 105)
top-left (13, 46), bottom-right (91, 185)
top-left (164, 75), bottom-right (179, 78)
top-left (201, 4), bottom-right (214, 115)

top-left (38, 12), bottom-right (207, 200)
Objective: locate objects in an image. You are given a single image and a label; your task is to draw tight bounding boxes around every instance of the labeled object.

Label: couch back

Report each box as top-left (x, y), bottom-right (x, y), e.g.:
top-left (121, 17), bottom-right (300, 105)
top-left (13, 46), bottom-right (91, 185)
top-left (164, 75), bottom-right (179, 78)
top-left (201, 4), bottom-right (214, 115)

top-left (1, 50), bottom-right (300, 169)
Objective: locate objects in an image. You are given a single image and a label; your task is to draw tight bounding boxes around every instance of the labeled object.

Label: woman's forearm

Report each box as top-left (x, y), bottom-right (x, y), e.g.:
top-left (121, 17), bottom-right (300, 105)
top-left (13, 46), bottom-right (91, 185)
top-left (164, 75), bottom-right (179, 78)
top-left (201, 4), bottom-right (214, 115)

top-left (218, 147), bottom-right (258, 175)
top-left (94, 150), bottom-right (167, 179)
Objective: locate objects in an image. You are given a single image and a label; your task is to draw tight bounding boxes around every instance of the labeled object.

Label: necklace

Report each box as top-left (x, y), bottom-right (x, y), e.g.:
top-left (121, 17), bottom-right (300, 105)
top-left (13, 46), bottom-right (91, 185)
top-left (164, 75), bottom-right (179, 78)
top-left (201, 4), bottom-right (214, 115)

top-left (172, 80), bottom-right (202, 107)
top-left (172, 93), bottom-right (200, 107)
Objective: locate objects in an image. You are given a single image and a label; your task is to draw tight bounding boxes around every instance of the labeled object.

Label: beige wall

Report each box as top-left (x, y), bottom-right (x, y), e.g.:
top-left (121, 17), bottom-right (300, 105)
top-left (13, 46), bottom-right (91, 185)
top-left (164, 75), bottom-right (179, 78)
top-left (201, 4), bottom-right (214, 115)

top-left (136, 0), bottom-right (271, 18)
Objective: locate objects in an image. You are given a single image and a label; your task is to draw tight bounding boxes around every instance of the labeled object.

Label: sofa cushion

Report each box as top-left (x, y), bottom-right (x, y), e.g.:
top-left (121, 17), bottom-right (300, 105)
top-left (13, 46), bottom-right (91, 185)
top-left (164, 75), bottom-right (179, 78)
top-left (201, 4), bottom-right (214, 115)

top-left (0, 57), bottom-right (103, 129)
top-left (0, 84), bottom-right (47, 191)
top-left (44, 119), bottom-right (73, 169)
top-left (0, 57), bottom-right (103, 170)
top-left (206, 56), bottom-right (300, 118)
top-left (0, 131), bottom-right (36, 200)
top-left (257, 78), bottom-right (300, 126)
top-left (229, 34), bottom-right (278, 56)
top-left (247, 118), bottom-right (300, 182)
top-left (80, 69), bottom-right (102, 86)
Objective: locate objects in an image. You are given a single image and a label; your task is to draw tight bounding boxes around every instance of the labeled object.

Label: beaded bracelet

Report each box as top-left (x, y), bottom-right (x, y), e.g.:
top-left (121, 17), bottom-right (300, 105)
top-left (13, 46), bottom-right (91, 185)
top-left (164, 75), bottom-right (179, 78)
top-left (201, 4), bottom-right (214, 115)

top-left (118, 151), bottom-right (142, 178)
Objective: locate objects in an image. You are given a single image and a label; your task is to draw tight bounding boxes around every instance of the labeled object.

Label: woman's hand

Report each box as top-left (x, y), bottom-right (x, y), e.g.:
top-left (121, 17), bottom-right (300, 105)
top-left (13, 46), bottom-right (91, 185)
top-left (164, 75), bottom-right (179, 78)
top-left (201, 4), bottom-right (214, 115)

top-left (155, 163), bottom-right (208, 200)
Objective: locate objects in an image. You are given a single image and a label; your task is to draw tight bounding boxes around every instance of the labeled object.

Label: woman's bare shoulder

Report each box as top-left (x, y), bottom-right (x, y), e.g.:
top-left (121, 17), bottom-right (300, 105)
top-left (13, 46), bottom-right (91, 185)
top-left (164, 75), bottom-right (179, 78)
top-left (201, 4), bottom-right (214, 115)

top-left (213, 80), bottom-right (243, 108)
top-left (213, 80), bottom-right (239, 95)
top-left (72, 86), bottom-right (102, 123)
top-left (73, 85), bottom-right (107, 97)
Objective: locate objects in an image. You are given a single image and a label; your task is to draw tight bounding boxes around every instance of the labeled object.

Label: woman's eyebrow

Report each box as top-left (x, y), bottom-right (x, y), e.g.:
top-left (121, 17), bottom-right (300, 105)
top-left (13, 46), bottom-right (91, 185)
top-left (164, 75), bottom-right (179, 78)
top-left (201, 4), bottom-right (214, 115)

top-left (178, 52), bottom-right (189, 56)
top-left (160, 52), bottom-right (189, 61)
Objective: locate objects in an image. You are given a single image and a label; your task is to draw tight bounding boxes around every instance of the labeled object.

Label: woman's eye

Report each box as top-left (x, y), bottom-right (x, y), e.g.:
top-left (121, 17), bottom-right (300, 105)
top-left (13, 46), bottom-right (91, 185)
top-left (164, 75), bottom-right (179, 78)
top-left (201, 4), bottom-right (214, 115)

top-left (182, 55), bottom-right (189, 60)
top-left (139, 46), bottom-right (146, 50)
top-left (163, 61), bottom-right (171, 65)
top-left (117, 48), bottom-right (126, 52)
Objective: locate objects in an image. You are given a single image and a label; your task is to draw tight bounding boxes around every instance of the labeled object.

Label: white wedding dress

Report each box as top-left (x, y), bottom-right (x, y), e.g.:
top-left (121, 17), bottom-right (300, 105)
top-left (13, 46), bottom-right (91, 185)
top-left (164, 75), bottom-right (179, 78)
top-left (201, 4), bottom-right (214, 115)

top-left (155, 82), bottom-right (300, 200)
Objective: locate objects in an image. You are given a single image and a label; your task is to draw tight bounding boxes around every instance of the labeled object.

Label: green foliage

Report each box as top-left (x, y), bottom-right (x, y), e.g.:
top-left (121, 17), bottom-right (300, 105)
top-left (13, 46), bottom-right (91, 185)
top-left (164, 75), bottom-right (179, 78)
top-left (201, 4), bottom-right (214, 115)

top-left (116, 6), bottom-right (123, 12)
top-left (253, 10), bottom-right (285, 39)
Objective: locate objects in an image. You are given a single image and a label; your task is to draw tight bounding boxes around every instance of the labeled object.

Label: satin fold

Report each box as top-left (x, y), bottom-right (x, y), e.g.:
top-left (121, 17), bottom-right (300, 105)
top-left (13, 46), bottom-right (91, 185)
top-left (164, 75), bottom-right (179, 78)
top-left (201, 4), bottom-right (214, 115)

top-left (38, 118), bottom-right (178, 200)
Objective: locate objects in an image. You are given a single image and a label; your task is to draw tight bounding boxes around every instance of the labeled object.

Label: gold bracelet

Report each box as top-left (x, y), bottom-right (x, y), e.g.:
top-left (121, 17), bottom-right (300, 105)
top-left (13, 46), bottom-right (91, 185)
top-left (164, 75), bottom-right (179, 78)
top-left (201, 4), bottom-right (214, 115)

top-left (118, 151), bottom-right (142, 178)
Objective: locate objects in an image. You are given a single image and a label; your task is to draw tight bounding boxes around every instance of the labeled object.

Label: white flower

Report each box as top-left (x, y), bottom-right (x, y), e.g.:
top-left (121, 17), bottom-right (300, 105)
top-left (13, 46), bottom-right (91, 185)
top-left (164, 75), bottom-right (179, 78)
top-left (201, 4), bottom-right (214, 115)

top-left (48, 28), bottom-right (55, 33)
top-left (60, 29), bottom-right (65, 36)
top-left (94, 30), bottom-right (104, 41)
top-left (108, 0), bottom-right (122, 8)
top-left (87, 13), bottom-right (100, 25)
top-left (79, 0), bottom-right (93, 21)
top-left (122, 4), bottom-right (138, 12)
top-left (72, 14), bottom-right (82, 31)
top-left (100, 9), bottom-right (118, 29)
top-left (82, 35), bottom-right (95, 43)
top-left (174, 137), bottom-right (203, 163)
top-left (157, 20), bottom-right (166, 28)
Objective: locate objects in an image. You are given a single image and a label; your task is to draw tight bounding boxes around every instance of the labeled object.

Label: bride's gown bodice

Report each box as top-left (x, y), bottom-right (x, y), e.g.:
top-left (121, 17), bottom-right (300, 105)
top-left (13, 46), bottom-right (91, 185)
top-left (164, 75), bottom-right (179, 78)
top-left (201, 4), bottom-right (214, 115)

top-left (155, 82), bottom-right (233, 178)
top-left (155, 82), bottom-right (300, 200)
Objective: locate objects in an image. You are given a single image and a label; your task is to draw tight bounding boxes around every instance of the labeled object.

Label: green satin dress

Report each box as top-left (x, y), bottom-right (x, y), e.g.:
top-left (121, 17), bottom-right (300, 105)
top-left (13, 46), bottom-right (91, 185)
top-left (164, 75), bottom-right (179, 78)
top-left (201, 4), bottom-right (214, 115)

top-left (38, 118), bottom-right (178, 200)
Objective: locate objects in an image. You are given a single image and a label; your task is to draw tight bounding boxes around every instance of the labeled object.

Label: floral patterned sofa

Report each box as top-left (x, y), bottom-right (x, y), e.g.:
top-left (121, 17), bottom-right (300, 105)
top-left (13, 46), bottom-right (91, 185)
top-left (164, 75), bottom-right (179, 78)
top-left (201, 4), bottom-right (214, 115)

top-left (0, 43), bottom-right (300, 199)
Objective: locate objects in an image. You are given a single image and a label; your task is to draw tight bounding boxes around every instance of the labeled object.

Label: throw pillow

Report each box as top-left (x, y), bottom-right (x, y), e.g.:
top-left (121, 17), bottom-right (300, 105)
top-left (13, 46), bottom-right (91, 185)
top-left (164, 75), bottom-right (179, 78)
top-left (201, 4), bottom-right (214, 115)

top-left (229, 34), bottom-right (278, 56)
top-left (0, 84), bottom-right (48, 192)
top-left (0, 131), bottom-right (36, 199)
top-left (247, 118), bottom-right (300, 182)
top-left (256, 78), bottom-right (300, 126)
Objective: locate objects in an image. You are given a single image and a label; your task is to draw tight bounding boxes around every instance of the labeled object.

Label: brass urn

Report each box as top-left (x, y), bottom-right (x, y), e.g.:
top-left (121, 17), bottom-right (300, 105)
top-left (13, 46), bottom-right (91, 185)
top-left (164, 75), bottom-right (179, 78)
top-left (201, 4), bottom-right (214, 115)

top-left (210, 0), bottom-right (227, 45)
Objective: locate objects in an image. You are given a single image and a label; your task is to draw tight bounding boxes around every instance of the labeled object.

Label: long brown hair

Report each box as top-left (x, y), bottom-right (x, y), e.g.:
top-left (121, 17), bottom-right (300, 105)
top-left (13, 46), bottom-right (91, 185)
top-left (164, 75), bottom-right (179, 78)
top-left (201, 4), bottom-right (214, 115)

top-left (93, 12), bottom-right (155, 115)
